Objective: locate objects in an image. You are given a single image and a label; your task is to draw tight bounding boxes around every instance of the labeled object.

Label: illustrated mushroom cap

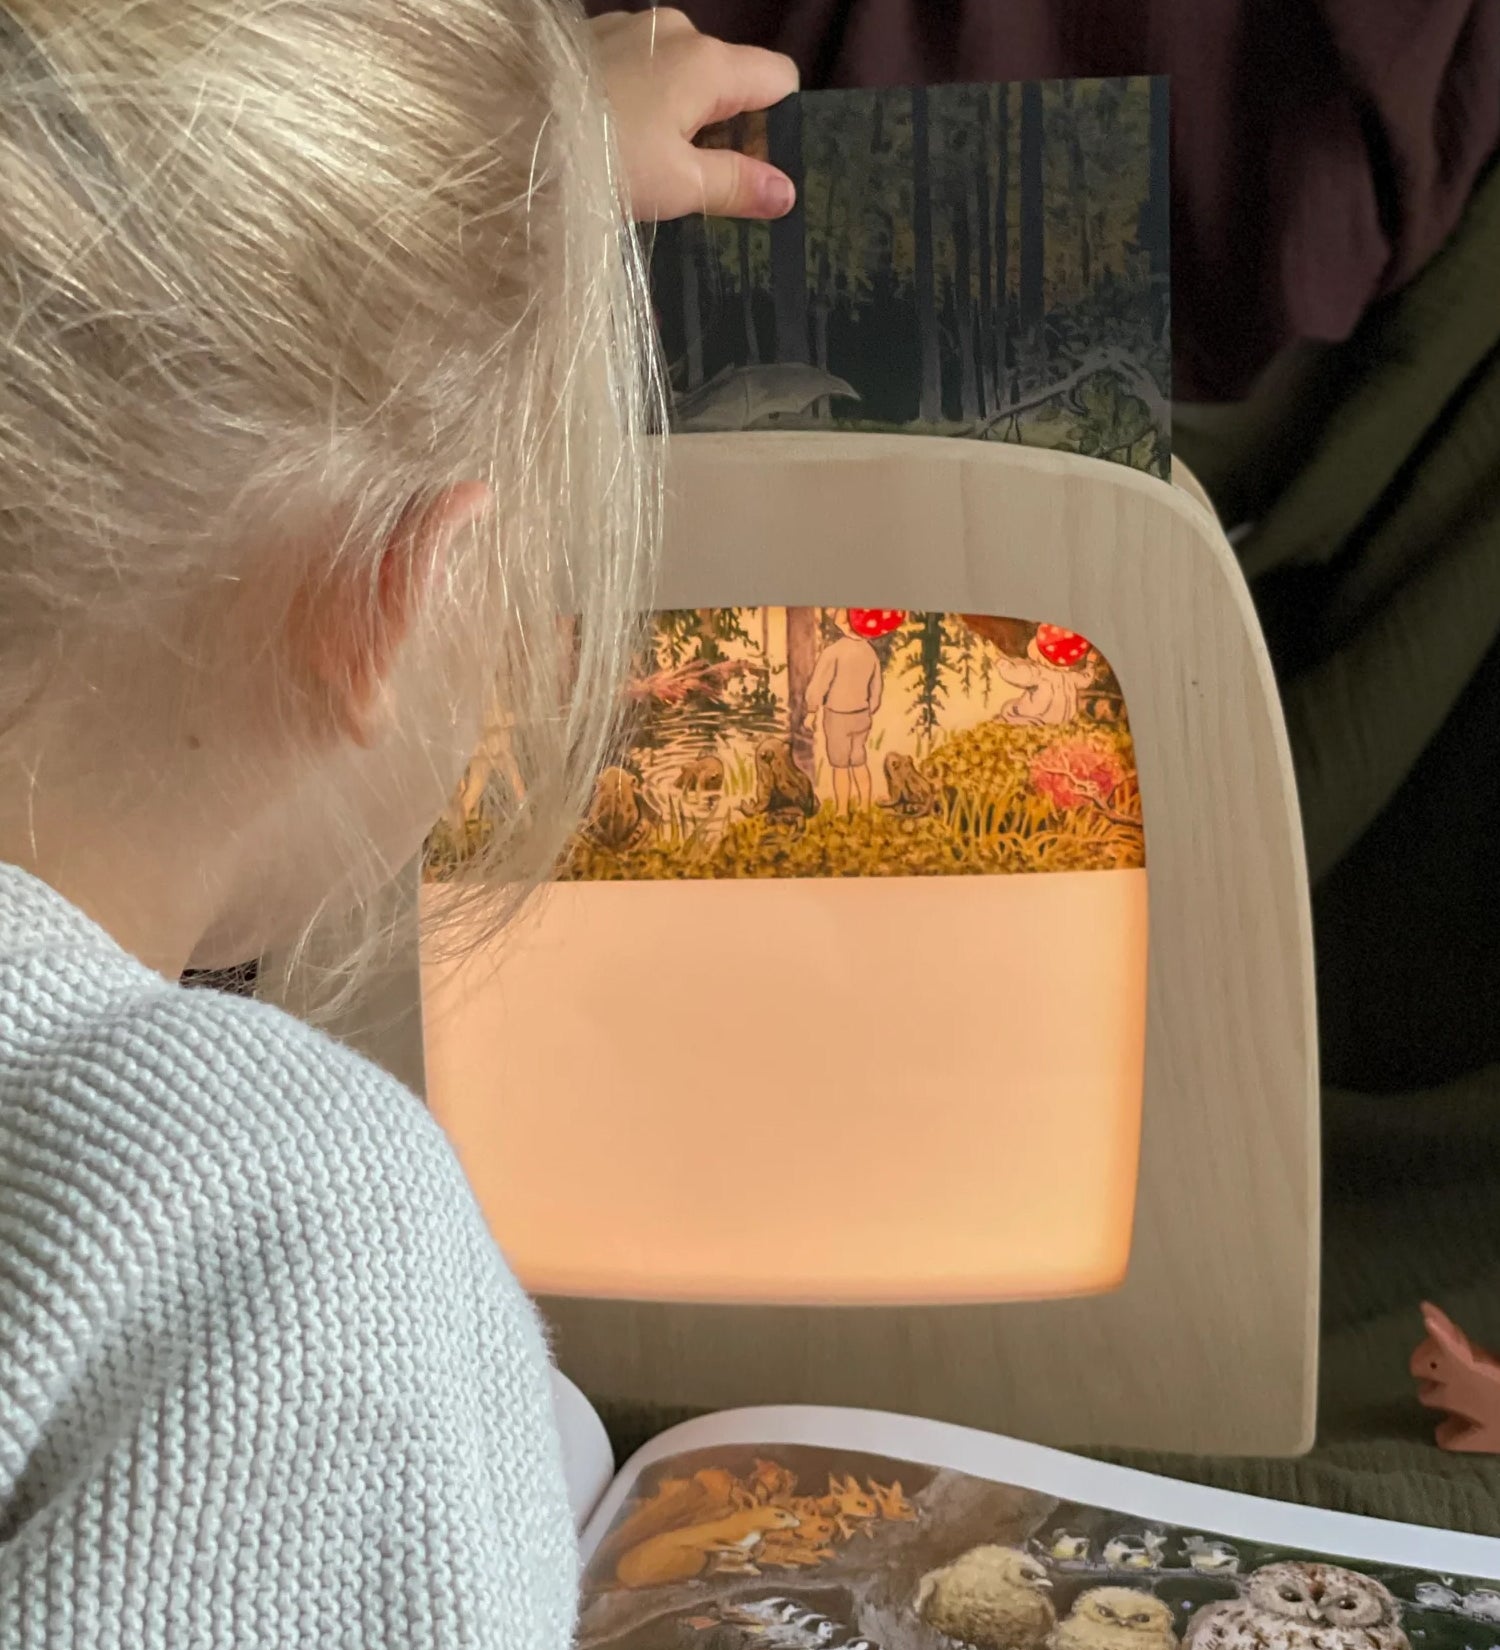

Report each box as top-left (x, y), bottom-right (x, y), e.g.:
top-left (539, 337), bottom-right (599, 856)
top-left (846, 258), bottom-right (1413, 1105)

top-left (1034, 622), bottom-right (1092, 668)
top-left (847, 608), bottom-right (906, 639)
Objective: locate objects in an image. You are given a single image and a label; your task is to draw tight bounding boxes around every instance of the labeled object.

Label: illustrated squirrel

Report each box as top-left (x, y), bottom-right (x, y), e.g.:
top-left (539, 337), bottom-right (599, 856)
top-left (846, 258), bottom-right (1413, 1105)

top-left (755, 1504), bottom-right (842, 1569)
top-left (614, 1504), bottom-right (800, 1589)
top-left (867, 1480), bottom-right (917, 1527)
top-left (797, 1473), bottom-right (880, 1539)
top-left (593, 1468), bottom-right (754, 1577)
top-left (603, 1461), bottom-right (916, 1589)
top-left (747, 1459), bottom-right (800, 1503)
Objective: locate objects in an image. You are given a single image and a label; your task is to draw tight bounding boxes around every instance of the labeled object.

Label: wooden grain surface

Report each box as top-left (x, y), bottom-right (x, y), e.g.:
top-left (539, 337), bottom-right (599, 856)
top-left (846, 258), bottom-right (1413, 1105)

top-left (267, 436), bottom-right (1320, 1456)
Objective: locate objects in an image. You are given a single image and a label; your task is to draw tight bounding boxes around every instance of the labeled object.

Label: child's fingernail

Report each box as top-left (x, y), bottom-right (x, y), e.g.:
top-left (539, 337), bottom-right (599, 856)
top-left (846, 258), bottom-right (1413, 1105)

top-left (763, 173), bottom-right (796, 216)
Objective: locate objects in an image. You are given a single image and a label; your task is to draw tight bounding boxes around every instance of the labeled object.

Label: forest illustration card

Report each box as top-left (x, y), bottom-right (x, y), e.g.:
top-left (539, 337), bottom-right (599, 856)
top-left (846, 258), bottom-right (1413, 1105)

top-left (525, 607), bottom-right (1145, 885)
top-left (651, 80), bottom-right (1170, 475)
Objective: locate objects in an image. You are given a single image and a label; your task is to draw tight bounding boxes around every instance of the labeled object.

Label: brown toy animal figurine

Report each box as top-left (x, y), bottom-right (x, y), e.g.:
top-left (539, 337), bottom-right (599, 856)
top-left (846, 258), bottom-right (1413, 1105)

top-left (1412, 1302), bottom-right (1500, 1452)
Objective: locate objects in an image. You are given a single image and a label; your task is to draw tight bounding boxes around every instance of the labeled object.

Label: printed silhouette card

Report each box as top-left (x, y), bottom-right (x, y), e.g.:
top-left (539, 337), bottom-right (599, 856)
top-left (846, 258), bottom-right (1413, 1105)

top-left (651, 80), bottom-right (1170, 474)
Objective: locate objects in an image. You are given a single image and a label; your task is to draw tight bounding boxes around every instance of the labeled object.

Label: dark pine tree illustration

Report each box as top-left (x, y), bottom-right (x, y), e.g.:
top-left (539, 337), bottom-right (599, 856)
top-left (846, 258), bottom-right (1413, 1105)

top-left (974, 87), bottom-right (996, 416)
top-left (732, 115), bottom-right (761, 364)
top-left (679, 219), bottom-right (705, 391)
top-left (1018, 82), bottom-right (1045, 352)
top-left (767, 98), bottom-right (810, 364)
top-left (995, 83), bottom-right (1012, 401)
top-left (950, 128), bottom-right (980, 423)
top-left (908, 611), bottom-right (949, 739)
top-left (786, 607), bottom-right (819, 778)
top-left (1145, 76), bottom-right (1170, 341)
top-left (910, 86), bottom-right (943, 423)
top-left (1061, 81), bottom-right (1092, 289)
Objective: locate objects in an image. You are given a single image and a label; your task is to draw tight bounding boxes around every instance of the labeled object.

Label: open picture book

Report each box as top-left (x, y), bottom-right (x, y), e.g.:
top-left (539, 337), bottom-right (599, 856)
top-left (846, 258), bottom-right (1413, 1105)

top-left (553, 1380), bottom-right (1500, 1650)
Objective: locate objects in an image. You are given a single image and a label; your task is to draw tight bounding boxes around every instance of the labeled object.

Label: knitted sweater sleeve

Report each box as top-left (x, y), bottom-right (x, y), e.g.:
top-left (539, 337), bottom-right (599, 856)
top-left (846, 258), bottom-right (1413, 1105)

top-left (0, 979), bottom-right (577, 1649)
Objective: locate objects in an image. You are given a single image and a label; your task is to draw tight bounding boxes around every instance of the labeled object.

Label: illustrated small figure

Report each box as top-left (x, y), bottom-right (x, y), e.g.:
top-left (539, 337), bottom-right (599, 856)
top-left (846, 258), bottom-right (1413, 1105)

top-left (1051, 1589), bottom-right (1178, 1650)
top-left (880, 752), bottom-right (943, 819)
top-left (720, 1601), bottom-right (874, 1650)
top-left (740, 737), bottom-right (818, 830)
top-left (994, 623), bottom-right (1096, 727)
top-left (613, 1503), bottom-right (800, 1589)
top-left (584, 767), bottom-right (659, 851)
top-left (1412, 1303), bottom-right (1500, 1453)
top-left (1183, 1562), bottom-right (1410, 1650)
top-left (1103, 1532), bottom-right (1164, 1573)
top-left (1183, 1537), bottom-right (1240, 1576)
top-left (868, 1479), bottom-right (918, 1524)
top-left (916, 1545), bottom-right (1057, 1650)
top-left (1460, 1592), bottom-right (1500, 1625)
top-left (679, 754), bottom-right (726, 794)
top-left (1413, 1583), bottom-right (1461, 1613)
top-left (802, 609), bottom-right (904, 815)
top-left (1045, 1532), bottom-right (1092, 1565)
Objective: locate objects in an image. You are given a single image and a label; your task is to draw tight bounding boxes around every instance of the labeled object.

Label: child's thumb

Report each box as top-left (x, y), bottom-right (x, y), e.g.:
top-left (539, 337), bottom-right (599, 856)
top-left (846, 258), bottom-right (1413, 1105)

top-left (693, 149), bottom-right (795, 221)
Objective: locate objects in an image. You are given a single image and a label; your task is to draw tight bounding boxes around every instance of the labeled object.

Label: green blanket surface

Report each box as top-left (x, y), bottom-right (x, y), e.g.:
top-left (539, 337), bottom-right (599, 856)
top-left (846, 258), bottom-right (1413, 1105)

top-left (594, 160), bottom-right (1500, 1535)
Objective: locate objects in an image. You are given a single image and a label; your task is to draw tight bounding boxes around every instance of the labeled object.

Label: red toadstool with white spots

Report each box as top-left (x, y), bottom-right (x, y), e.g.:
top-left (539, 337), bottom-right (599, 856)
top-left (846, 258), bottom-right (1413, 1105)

top-left (846, 609), bottom-right (906, 639)
top-left (1033, 623), bottom-right (1092, 668)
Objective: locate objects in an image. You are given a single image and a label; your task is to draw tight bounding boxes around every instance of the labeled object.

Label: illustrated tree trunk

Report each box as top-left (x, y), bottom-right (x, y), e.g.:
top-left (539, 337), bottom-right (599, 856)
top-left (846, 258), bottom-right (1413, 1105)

top-left (995, 84), bottom-right (1012, 402)
top-left (737, 219), bottom-right (760, 363)
top-left (952, 187), bottom-right (980, 422)
top-left (1146, 75), bottom-right (1170, 339)
top-left (811, 263), bottom-right (832, 414)
top-left (812, 167), bottom-right (841, 417)
top-left (1062, 81), bottom-right (1092, 293)
top-left (974, 88), bottom-right (996, 417)
top-left (680, 220), bottom-right (704, 391)
top-left (910, 86), bottom-right (943, 424)
top-left (1019, 82), bottom-right (1045, 348)
top-left (767, 98), bottom-right (810, 364)
top-left (786, 606), bottom-right (819, 778)
top-left (733, 116), bottom-right (762, 364)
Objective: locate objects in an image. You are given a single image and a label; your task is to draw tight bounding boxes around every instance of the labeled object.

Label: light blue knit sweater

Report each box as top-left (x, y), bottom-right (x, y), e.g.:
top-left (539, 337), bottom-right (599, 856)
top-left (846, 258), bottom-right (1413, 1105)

top-left (0, 864), bottom-right (576, 1646)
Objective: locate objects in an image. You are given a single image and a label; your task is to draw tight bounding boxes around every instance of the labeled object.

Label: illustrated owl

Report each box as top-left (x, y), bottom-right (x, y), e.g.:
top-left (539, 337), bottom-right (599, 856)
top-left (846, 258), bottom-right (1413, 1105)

top-left (1051, 1589), bottom-right (1178, 1650)
top-left (916, 1545), bottom-right (1057, 1650)
top-left (1184, 1563), bottom-right (1410, 1650)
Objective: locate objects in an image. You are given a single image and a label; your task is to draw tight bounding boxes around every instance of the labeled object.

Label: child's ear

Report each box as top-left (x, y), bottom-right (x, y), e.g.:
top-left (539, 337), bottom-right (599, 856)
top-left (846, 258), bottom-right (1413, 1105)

top-left (297, 483), bottom-right (490, 748)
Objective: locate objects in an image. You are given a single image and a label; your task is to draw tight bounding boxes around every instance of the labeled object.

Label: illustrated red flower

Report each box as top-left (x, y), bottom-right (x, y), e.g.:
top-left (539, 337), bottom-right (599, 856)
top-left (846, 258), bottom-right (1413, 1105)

top-left (847, 609), bottom-right (906, 639)
top-left (1034, 623), bottom-right (1092, 668)
top-left (1030, 739), bottom-right (1125, 811)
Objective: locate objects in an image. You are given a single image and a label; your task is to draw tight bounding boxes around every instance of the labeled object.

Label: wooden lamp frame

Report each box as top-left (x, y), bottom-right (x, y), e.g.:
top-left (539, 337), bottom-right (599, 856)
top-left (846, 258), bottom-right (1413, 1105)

top-left (265, 433), bottom-right (1319, 1456)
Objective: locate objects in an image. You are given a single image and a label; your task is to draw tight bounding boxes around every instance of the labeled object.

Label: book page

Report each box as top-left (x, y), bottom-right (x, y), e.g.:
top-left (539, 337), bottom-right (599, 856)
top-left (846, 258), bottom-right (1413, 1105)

top-left (550, 1369), bottom-right (615, 1530)
top-left (579, 1406), bottom-right (1500, 1650)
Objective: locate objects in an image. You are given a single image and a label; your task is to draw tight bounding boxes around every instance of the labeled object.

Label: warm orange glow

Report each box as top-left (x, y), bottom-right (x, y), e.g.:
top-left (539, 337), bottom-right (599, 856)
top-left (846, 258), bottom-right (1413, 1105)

top-left (420, 869), bottom-right (1147, 1306)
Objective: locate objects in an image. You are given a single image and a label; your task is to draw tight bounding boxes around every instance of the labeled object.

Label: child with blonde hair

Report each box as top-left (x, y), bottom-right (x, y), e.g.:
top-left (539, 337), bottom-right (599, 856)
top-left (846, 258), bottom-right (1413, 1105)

top-left (0, 3), bottom-right (795, 1641)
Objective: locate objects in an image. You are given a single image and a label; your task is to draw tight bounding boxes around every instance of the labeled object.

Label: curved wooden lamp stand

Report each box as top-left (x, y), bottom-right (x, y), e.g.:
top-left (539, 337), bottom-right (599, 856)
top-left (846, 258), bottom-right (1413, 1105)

top-left (267, 434), bottom-right (1320, 1456)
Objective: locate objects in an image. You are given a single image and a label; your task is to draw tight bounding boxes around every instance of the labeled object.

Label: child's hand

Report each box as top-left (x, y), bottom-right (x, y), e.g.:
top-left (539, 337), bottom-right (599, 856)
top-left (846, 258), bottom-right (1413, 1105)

top-left (591, 10), bottom-right (799, 222)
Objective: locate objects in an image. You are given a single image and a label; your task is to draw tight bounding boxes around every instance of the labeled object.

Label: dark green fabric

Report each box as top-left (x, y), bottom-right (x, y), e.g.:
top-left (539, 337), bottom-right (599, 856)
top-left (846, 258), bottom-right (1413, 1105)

top-left (593, 160), bottom-right (1500, 1533)
top-left (1178, 159), bottom-right (1500, 1091)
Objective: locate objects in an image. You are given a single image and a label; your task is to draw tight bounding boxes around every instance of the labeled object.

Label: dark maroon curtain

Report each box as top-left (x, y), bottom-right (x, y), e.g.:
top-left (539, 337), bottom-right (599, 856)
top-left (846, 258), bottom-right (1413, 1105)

top-left (589, 0), bottom-right (1500, 401)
